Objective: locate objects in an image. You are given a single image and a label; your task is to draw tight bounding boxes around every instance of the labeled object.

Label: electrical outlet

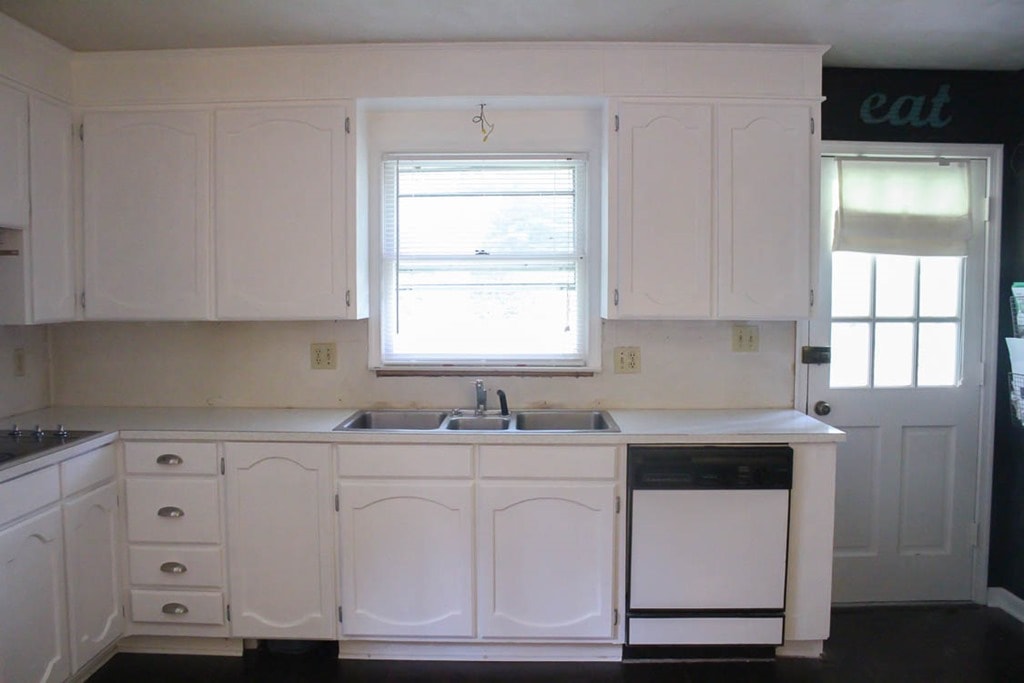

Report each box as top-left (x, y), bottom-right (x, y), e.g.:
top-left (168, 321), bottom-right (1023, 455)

top-left (310, 342), bottom-right (337, 370)
top-left (13, 348), bottom-right (26, 377)
top-left (614, 346), bottom-right (641, 373)
top-left (731, 325), bottom-right (760, 353)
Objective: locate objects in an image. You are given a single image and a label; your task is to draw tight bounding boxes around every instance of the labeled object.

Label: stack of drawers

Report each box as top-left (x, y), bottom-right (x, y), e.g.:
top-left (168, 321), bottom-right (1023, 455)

top-left (123, 441), bottom-right (228, 636)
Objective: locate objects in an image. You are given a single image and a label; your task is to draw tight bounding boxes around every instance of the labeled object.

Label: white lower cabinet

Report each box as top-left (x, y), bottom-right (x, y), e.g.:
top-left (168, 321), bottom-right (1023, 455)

top-left (224, 442), bottom-right (336, 639)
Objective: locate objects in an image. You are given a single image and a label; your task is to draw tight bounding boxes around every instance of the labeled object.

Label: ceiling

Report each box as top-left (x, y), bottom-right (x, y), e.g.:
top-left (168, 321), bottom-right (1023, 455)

top-left (1, 0), bottom-right (1023, 71)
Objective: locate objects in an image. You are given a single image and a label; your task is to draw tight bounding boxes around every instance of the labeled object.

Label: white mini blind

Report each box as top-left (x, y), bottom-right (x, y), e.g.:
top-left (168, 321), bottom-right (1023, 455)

top-left (835, 159), bottom-right (973, 256)
top-left (380, 156), bottom-right (588, 367)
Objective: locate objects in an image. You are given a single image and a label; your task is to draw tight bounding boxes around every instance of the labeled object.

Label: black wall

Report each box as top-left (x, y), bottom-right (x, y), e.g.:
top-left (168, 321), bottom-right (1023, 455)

top-left (822, 67), bottom-right (1024, 597)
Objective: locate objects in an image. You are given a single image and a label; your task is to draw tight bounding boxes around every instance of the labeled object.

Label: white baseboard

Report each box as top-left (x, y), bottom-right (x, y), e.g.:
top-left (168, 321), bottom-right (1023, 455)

top-left (68, 642), bottom-right (118, 683)
top-left (339, 640), bottom-right (622, 662)
top-left (988, 587), bottom-right (1024, 623)
top-left (118, 635), bottom-right (244, 657)
top-left (775, 639), bottom-right (823, 658)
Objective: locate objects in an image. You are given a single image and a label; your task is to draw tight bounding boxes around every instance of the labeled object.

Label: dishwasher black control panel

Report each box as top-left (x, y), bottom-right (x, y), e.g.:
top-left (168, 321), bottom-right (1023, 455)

top-left (627, 445), bottom-right (793, 490)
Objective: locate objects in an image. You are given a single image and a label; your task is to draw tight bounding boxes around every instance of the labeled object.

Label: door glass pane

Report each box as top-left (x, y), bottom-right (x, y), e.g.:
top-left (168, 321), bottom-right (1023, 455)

top-left (874, 322), bottom-right (914, 387)
top-left (875, 256), bottom-right (916, 318)
top-left (831, 322), bottom-right (871, 388)
top-left (919, 257), bottom-right (962, 318)
top-left (832, 252), bottom-right (873, 317)
top-left (918, 323), bottom-right (959, 386)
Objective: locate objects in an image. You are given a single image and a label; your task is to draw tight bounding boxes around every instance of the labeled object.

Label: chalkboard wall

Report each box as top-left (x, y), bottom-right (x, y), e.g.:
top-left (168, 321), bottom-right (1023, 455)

top-left (822, 68), bottom-right (1024, 599)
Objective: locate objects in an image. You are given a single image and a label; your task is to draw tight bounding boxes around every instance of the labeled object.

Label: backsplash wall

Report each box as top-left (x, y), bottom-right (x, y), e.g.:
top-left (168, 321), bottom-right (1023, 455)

top-left (0, 324), bottom-right (50, 416)
top-left (49, 320), bottom-right (797, 410)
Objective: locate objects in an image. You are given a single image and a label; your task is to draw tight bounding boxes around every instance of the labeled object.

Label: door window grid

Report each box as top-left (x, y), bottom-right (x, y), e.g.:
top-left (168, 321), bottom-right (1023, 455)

top-left (830, 253), bottom-right (964, 388)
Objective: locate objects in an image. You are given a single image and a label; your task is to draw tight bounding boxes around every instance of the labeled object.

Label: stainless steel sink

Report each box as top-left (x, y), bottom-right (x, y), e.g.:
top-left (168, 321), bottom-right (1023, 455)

top-left (445, 416), bottom-right (512, 431)
top-left (334, 410), bottom-right (448, 431)
top-left (514, 410), bottom-right (619, 432)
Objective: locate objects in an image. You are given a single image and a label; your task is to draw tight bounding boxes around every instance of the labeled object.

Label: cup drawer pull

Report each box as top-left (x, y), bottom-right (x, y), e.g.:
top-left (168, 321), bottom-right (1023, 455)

top-left (157, 506), bottom-right (185, 518)
top-left (156, 453), bottom-right (183, 466)
top-left (159, 561), bottom-right (188, 574)
top-left (162, 602), bottom-right (189, 615)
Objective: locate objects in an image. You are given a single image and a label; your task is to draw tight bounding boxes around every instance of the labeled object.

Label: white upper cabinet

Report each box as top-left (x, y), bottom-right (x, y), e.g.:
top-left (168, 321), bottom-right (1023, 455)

top-left (610, 102), bottom-right (713, 318)
top-left (608, 99), bottom-right (816, 320)
top-left (717, 104), bottom-right (812, 319)
top-left (0, 82), bottom-right (30, 229)
top-left (28, 96), bottom-right (76, 323)
top-left (83, 110), bottom-right (211, 320)
top-left (215, 105), bottom-right (352, 320)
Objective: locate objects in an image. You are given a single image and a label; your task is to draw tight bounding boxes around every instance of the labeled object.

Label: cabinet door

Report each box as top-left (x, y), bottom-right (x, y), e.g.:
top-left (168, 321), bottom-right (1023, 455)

top-left (0, 507), bottom-right (70, 683)
top-left (477, 483), bottom-right (616, 640)
top-left (717, 104), bottom-right (812, 318)
top-left (83, 110), bottom-right (211, 319)
top-left (610, 102), bottom-right (712, 318)
top-left (0, 82), bottom-right (29, 228)
top-left (28, 97), bottom-right (76, 323)
top-left (225, 443), bottom-right (335, 639)
top-left (338, 481), bottom-right (474, 638)
top-left (63, 481), bottom-right (123, 671)
top-left (215, 105), bottom-right (350, 319)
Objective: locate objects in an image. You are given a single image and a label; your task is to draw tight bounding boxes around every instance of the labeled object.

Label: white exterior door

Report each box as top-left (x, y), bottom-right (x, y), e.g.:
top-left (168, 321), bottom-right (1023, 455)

top-left (338, 481), bottom-right (474, 638)
top-left (224, 443), bottom-right (335, 639)
top-left (808, 145), bottom-right (995, 603)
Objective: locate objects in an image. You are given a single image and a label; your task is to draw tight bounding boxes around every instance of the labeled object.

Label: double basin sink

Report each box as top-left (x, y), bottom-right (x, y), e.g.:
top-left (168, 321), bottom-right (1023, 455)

top-left (335, 409), bottom-right (619, 433)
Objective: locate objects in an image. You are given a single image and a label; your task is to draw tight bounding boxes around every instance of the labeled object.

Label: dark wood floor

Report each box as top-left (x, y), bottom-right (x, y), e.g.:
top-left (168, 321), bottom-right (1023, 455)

top-left (87, 605), bottom-right (1024, 682)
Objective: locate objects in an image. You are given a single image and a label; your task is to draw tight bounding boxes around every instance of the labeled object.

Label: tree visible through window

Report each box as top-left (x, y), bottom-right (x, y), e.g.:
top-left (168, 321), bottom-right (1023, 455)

top-left (379, 156), bottom-right (588, 368)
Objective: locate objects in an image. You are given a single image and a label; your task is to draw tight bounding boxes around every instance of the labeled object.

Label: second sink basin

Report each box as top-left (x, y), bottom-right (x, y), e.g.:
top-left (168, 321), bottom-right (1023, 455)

top-left (514, 410), bottom-right (619, 432)
top-left (335, 410), bottom-right (448, 431)
top-left (445, 416), bottom-right (512, 431)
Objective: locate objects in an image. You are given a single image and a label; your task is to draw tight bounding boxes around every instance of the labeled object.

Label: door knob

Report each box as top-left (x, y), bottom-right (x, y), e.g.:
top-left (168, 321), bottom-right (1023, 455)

top-left (814, 400), bottom-right (832, 416)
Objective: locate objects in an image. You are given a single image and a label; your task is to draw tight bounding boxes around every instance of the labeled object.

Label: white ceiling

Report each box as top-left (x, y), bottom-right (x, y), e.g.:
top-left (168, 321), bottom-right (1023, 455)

top-left (1, 0), bottom-right (1023, 70)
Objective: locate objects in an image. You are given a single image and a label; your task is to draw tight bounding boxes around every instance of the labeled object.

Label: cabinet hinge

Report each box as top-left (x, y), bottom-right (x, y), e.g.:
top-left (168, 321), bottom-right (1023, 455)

top-left (79, 123), bottom-right (84, 141)
top-left (613, 289), bottom-right (619, 306)
top-left (79, 291), bottom-right (86, 310)
top-left (614, 114), bottom-right (619, 132)
top-left (220, 457), bottom-right (225, 475)
top-left (122, 605), bottom-right (126, 618)
top-left (615, 496), bottom-right (621, 514)
top-left (810, 289), bottom-right (814, 307)
top-left (613, 608), bottom-right (619, 626)
top-left (338, 606), bottom-right (343, 623)
top-left (116, 494), bottom-right (120, 508)
top-left (810, 116), bottom-right (815, 135)
top-left (345, 290), bottom-right (351, 307)
top-left (969, 521), bottom-right (980, 548)
top-left (335, 493), bottom-right (340, 512)
top-left (227, 604), bottom-right (231, 622)
top-left (345, 116), bottom-right (351, 134)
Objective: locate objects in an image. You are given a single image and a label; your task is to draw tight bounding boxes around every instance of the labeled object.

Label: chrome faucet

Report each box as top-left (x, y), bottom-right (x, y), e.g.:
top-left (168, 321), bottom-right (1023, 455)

top-left (474, 379), bottom-right (487, 415)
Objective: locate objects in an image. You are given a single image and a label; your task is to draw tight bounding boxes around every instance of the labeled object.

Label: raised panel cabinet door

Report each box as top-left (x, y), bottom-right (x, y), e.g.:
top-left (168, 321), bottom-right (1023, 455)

top-left (717, 104), bottom-right (813, 318)
top-left (611, 101), bottom-right (713, 318)
top-left (83, 110), bottom-right (211, 319)
top-left (0, 507), bottom-right (70, 683)
top-left (225, 443), bottom-right (335, 639)
top-left (215, 105), bottom-right (350, 319)
top-left (63, 481), bottom-right (123, 672)
top-left (477, 483), bottom-right (616, 640)
top-left (29, 96), bottom-right (76, 323)
top-left (0, 82), bottom-right (30, 228)
top-left (338, 481), bottom-right (474, 638)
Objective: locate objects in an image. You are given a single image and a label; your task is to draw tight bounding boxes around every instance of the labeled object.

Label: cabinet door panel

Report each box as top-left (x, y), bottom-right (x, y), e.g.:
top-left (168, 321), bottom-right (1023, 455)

top-left (0, 507), bottom-right (70, 683)
top-left (83, 110), bottom-right (211, 319)
top-left (215, 106), bottom-right (349, 319)
top-left (338, 481), bottom-right (474, 638)
top-left (612, 102), bottom-right (712, 318)
top-left (63, 482), bottom-right (123, 671)
top-left (225, 443), bottom-right (335, 639)
top-left (717, 104), bottom-right (812, 318)
top-left (0, 82), bottom-right (29, 228)
top-left (29, 96), bottom-right (76, 322)
top-left (477, 483), bottom-right (616, 640)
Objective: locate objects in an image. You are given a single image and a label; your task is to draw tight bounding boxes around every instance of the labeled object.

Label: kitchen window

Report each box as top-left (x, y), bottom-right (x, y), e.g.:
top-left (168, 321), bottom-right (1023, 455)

top-left (376, 155), bottom-right (591, 370)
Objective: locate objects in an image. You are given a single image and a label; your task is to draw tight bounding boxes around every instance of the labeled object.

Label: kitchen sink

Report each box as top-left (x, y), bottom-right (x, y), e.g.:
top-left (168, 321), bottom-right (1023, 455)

top-left (445, 416), bottom-right (512, 431)
top-left (514, 410), bottom-right (619, 432)
top-left (334, 410), bottom-right (448, 431)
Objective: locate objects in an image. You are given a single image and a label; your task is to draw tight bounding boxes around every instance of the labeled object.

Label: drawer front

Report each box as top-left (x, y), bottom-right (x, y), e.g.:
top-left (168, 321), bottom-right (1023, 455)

top-left (338, 444), bottom-right (473, 478)
top-left (478, 445), bottom-right (618, 479)
top-left (61, 443), bottom-right (117, 496)
top-left (125, 442), bottom-right (218, 476)
top-left (129, 545), bottom-right (223, 587)
top-left (125, 478), bottom-right (221, 543)
top-left (130, 589), bottom-right (225, 625)
top-left (0, 466), bottom-right (60, 527)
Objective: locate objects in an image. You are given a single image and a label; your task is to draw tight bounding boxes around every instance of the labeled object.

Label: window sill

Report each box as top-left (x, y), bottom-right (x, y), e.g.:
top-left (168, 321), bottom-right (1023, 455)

top-left (375, 368), bottom-right (597, 378)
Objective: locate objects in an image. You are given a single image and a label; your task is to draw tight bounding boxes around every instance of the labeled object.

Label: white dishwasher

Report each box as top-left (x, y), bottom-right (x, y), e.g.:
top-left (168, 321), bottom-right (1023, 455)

top-left (625, 445), bottom-right (793, 656)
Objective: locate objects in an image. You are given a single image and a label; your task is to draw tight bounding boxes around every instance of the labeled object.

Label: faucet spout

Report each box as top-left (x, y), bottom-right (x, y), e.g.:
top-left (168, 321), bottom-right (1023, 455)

top-left (474, 379), bottom-right (487, 415)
